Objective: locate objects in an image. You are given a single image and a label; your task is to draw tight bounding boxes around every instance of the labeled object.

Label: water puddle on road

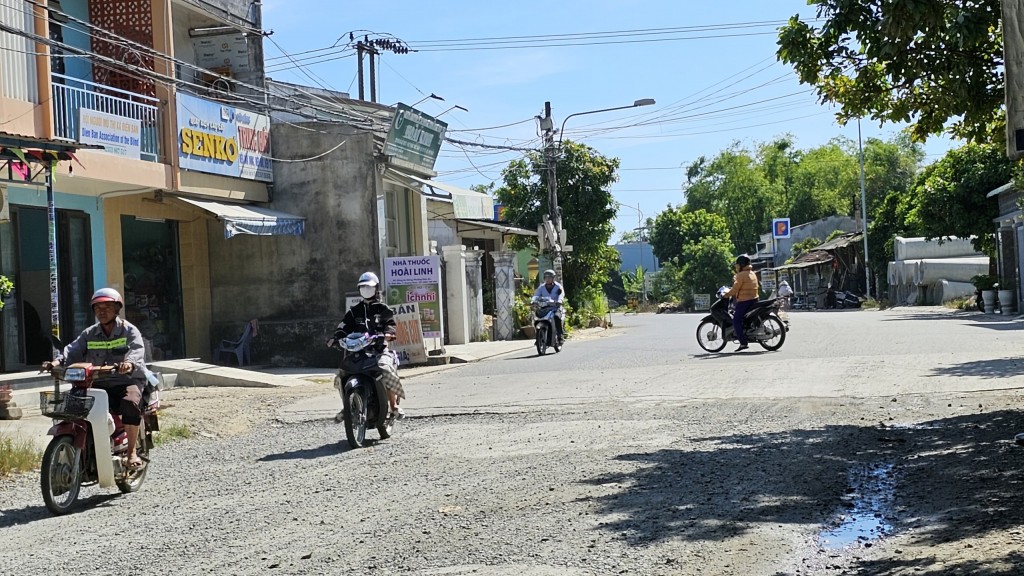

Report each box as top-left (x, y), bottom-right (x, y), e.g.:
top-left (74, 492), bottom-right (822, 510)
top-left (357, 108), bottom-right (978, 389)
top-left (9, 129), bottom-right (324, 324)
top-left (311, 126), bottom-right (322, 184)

top-left (818, 462), bottom-right (896, 549)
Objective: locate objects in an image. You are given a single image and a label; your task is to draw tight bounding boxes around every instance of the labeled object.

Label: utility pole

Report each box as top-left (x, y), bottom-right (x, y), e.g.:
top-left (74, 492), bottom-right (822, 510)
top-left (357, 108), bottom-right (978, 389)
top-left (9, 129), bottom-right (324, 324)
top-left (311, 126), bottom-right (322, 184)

top-left (540, 101), bottom-right (563, 283)
top-left (368, 45), bottom-right (377, 103)
top-left (356, 41), bottom-right (365, 101)
top-left (857, 119), bottom-right (871, 298)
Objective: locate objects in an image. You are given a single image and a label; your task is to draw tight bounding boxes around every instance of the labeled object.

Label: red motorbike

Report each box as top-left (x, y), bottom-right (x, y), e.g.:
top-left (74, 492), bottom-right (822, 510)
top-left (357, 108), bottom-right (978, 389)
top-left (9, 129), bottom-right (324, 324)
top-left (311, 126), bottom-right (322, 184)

top-left (39, 355), bottom-right (159, 515)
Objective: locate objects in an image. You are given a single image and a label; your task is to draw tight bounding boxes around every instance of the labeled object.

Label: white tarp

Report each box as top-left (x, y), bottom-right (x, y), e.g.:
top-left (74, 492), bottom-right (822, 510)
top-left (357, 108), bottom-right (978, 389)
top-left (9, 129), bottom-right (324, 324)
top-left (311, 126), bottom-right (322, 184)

top-left (893, 236), bottom-right (981, 261)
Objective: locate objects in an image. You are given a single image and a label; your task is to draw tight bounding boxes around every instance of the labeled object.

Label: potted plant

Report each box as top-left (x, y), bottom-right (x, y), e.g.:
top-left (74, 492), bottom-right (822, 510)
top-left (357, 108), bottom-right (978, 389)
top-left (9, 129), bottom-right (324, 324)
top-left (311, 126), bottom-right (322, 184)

top-left (0, 274), bottom-right (12, 311)
top-left (971, 274), bottom-right (998, 313)
top-left (513, 287), bottom-right (535, 339)
top-left (998, 283), bottom-right (1016, 315)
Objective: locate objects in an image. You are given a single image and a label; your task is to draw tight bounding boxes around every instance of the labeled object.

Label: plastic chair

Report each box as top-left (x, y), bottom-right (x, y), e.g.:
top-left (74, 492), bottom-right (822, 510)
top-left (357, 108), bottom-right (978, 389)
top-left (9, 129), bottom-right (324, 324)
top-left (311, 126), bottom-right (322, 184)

top-left (214, 320), bottom-right (256, 366)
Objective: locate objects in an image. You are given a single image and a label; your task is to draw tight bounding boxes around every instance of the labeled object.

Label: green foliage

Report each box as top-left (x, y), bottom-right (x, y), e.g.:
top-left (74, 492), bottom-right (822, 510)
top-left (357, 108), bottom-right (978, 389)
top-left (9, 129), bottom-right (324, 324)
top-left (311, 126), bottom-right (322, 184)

top-left (777, 0), bottom-right (1004, 143)
top-left (512, 284), bottom-right (534, 330)
top-left (650, 261), bottom-right (684, 302)
top-left (684, 148), bottom-right (784, 253)
top-left (0, 431), bottom-right (41, 476)
top-left (905, 142), bottom-right (1009, 256)
top-left (970, 274), bottom-right (998, 291)
top-left (568, 285), bottom-right (607, 329)
top-left (621, 265), bottom-right (646, 298)
top-left (791, 237), bottom-right (822, 259)
top-left (679, 237), bottom-right (735, 298)
top-left (649, 207), bottom-right (731, 263)
top-left (494, 140), bottom-right (621, 308)
top-left (0, 275), bottom-right (12, 311)
top-left (154, 422), bottom-right (194, 446)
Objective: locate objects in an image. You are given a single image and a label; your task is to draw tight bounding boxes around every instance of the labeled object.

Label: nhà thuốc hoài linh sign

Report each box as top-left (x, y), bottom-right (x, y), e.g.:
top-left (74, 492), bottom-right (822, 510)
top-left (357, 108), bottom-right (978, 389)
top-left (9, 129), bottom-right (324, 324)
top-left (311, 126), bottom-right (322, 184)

top-left (176, 92), bottom-right (272, 182)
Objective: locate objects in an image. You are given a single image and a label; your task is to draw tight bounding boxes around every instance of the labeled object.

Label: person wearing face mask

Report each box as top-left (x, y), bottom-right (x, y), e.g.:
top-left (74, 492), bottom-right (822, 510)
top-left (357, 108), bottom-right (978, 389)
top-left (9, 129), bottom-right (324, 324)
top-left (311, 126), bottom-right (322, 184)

top-left (327, 272), bottom-right (405, 421)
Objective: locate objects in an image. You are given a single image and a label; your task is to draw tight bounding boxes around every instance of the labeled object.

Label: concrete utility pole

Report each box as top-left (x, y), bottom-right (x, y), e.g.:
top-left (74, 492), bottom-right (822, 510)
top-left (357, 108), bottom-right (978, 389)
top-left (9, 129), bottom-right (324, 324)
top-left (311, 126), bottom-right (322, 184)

top-left (541, 101), bottom-right (564, 283)
top-left (858, 119), bottom-right (871, 298)
top-left (356, 41), bottom-right (365, 101)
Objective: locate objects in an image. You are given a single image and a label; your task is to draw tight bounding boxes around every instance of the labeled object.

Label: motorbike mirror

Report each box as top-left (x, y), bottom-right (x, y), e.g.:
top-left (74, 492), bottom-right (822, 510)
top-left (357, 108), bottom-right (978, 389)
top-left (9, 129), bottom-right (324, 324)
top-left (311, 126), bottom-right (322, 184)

top-left (49, 335), bottom-right (65, 351)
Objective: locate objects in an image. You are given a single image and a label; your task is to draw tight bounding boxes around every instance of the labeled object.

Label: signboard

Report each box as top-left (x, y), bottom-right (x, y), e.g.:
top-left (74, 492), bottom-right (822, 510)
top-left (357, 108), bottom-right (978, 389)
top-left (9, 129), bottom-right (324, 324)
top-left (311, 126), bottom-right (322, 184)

top-left (493, 204), bottom-right (507, 222)
top-left (384, 104), bottom-right (447, 173)
top-left (79, 109), bottom-right (141, 159)
top-left (391, 302), bottom-right (428, 365)
top-left (176, 92), bottom-right (272, 182)
top-left (453, 193), bottom-right (493, 220)
top-left (384, 256), bottom-right (442, 338)
top-left (760, 269), bottom-right (776, 292)
top-left (693, 294), bottom-right (711, 311)
top-left (0, 185), bottom-right (8, 222)
top-left (772, 218), bottom-right (791, 239)
top-left (192, 34), bottom-right (252, 74)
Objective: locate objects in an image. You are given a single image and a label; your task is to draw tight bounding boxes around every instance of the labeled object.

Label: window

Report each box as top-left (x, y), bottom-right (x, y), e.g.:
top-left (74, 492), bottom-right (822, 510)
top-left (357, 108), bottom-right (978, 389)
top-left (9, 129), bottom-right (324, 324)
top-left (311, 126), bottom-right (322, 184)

top-left (385, 188), bottom-right (400, 257)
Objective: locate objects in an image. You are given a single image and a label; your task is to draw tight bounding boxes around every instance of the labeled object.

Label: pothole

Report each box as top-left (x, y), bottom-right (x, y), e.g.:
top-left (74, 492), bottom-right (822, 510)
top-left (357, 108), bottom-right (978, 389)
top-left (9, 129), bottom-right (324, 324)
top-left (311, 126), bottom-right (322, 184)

top-left (818, 462), bottom-right (896, 549)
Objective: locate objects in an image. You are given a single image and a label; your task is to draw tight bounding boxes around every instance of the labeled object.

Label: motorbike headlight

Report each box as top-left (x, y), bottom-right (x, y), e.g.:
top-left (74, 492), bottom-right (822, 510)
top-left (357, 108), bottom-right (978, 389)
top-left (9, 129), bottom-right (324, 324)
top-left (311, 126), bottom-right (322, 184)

top-left (63, 367), bottom-right (87, 382)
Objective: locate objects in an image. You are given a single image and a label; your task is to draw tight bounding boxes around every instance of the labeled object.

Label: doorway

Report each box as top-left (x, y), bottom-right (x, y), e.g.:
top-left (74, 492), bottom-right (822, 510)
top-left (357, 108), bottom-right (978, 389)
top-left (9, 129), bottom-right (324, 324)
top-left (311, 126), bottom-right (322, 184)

top-left (120, 216), bottom-right (184, 361)
top-left (0, 206), bottom-right (93, 371)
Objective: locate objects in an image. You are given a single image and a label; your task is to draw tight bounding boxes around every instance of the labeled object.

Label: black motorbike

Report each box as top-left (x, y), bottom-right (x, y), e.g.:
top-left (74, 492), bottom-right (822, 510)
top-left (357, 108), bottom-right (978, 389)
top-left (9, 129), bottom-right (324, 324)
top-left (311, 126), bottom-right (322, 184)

top-left (696, 287), bottom-right (788, 353)
top-left (333, 333), bottom-right (395, 449)
top-left (532, 296), bottom-right (562, 356)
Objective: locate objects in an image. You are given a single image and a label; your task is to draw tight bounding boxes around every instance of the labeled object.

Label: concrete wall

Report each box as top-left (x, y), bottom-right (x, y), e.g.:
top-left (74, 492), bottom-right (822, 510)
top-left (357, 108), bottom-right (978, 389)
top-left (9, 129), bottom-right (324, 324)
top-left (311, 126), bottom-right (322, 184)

top-left (207, 122), bottom-right (380, 366)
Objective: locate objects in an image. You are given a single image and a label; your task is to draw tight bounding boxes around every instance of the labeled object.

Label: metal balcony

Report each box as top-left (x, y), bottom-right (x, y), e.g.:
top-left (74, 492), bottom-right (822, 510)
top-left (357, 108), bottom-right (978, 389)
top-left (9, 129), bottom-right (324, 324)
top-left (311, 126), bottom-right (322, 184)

top-left (51, 73), bottom-right (161, 162)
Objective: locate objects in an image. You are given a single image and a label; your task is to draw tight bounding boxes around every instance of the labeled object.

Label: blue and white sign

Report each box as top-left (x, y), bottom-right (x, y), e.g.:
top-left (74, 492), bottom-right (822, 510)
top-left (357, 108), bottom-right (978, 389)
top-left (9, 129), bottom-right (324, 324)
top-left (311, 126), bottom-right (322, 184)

top-left (772, 218), bottom-right (791, 239)
top-left (79, 109), bottom-right (141, 159)
top-left (176, 92), bottom-right (272, 182)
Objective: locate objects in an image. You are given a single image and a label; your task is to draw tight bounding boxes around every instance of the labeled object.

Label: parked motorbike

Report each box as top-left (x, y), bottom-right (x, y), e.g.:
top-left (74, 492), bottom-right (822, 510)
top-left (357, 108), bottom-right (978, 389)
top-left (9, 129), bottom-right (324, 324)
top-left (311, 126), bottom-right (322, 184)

top-left (38, 341), bottom-right (158, 515)
top-left (333, 333), bottom-right (396, 449)
top-left (532, 296), bottom-right (562, 356)
top-left (696, 287), bottom-right (788, 353)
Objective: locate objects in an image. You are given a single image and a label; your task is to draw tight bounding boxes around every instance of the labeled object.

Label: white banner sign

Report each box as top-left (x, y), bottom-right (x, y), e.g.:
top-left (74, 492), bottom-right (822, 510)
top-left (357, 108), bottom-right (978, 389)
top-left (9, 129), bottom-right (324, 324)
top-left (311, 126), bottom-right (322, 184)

top-left (693, 294), bottom-right (711, 311)
top-left (79, 109), bottom-right (141, 159)
top-left (392, 302), bottom-right (428, 365)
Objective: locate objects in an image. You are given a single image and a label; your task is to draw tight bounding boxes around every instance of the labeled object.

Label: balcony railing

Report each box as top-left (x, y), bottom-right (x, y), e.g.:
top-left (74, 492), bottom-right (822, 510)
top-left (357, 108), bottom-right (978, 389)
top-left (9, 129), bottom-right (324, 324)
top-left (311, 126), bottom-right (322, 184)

top-left (51, 73), bottom-right (161, 162)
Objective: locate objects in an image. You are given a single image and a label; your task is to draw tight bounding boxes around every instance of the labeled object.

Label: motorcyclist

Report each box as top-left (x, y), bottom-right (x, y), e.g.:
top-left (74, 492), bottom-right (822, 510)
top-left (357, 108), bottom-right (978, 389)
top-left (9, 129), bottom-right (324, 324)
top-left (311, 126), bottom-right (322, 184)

top-left (533, 269), bottom-right (565, 345)
top-left (43, 288), bottom-right (147, 468)
top-left (722, 255), bottom-right (759, 351)
top-left (327, 272), bottom-right (405, 422)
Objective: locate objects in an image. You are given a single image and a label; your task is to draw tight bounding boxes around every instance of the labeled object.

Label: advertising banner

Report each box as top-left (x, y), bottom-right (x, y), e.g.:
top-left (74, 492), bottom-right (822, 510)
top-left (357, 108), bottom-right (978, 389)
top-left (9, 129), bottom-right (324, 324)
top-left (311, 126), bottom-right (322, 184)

top-left (384, 256), bottom-right (442, 338)
top-left (79, 109), bottom-right (141, 159)
top-left (391, 302), bottom-right (428, 365)
top-left (176, 92), bottom-right (272, 182)
top-left (693, 294), bottom-right (711, 311)
top-left (384, 104), bottom-right (447, 173)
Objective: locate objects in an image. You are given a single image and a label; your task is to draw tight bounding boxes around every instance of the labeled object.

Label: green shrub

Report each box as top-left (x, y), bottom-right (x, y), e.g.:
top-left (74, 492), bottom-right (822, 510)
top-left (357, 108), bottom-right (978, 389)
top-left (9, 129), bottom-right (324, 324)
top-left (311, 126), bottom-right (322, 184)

top-left (0, 431), bottom-right (41, 476)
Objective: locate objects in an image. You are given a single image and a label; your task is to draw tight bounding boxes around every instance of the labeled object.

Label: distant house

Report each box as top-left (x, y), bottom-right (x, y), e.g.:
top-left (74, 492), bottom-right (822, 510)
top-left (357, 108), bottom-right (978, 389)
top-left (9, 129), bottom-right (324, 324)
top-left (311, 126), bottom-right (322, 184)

top-left (613, 243), bottom-right (661, 274)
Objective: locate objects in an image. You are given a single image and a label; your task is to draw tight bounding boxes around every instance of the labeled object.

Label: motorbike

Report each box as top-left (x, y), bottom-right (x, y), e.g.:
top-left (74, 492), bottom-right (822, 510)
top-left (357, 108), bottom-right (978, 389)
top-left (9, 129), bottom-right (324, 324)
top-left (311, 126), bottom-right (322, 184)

top-left (333, 333), bottom-right (396, 449)
top-left (38, 341), bottom-right (159, 515)
top-left (696, 287), bottom-right (788, 353)
top-left (532, 296), bottom-right (562, 356)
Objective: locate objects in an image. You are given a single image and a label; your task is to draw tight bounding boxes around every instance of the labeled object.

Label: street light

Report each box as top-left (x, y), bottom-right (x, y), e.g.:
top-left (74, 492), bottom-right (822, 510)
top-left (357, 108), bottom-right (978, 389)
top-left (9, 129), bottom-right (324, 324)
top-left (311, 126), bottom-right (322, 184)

top-left (407, 93), bottom-right (444, 108)
top-left (541, 98), bottom-right (656, 283)
top-left (436, 104), bottom-right (468, 117)
top-left (615, 202), bottom-right (649, 302)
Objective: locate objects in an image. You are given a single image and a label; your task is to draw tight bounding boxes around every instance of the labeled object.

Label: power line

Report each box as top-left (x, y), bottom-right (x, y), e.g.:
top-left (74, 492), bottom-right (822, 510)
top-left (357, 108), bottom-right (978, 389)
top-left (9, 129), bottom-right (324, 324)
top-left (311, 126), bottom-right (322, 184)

top-left (406, 20), bottom-right (804, 44)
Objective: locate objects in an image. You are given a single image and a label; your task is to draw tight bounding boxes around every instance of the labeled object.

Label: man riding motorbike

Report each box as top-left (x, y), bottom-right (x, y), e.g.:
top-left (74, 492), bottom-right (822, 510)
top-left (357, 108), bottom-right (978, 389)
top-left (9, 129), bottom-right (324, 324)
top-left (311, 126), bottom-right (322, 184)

top-left (533, 269), bottom-right (566, 345)
top-left (43, 288), bottom-right (147, 468)
top-left (327, 272), bottom-right (406, 422)
top-left (722, 255), bottom-right (759, 352)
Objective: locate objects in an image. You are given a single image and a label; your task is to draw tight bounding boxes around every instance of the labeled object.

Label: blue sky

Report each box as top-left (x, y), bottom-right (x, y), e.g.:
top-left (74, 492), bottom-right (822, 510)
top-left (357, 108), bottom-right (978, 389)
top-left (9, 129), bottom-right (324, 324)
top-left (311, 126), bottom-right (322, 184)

top-left (261, 0), bottom-right (960, 241)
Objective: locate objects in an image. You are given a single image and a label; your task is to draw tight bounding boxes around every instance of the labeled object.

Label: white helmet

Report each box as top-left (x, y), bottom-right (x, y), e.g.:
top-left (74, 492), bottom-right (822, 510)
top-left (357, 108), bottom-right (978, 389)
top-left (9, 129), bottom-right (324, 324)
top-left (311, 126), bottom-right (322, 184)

top-left (357, 272), bottom-right (379, 287)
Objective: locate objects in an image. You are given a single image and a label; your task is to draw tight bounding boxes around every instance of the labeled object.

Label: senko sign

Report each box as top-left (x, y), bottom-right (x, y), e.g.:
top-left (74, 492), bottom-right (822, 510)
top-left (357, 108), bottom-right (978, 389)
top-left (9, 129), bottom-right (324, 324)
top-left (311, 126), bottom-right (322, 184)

top-left (176, 92), bottom-right (272, 182)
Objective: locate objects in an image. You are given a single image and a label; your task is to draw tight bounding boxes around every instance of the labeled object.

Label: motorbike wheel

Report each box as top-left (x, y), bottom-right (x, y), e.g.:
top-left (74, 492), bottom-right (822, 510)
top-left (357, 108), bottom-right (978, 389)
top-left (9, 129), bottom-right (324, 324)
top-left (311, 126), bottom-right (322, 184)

top-left (757, 316), bottom-right (787, 351)
top-left (344, 390), bottom-right (368, 448)
top-left (41, 435), bottom-right (82, 515)
top-left (536, 325), bottom-right (547, 356)
top-left (117, 422), bottom-right (149, 494)
top-left (696, 320), bottom-right (727, 353)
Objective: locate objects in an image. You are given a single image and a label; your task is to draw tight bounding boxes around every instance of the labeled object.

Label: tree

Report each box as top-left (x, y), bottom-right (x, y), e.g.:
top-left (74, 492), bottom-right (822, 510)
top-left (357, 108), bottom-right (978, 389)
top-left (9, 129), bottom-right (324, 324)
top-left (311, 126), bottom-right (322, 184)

top-left (679, 237), bottom-right (735, 299)
top-left (649, 207), bottom-right (731, 263)
top-left (790, 237), bottom-right (823, 260)
top-left (905, 142), bottom-right (1010, 255)
top-left (494, 140), bottom-right (621, 307)
top-left (683, 147), bottom-right (785, 253)
top-left (0, 275), bottom-right (11, 311)
top-left (777, 0), bottom-right (1004, 143)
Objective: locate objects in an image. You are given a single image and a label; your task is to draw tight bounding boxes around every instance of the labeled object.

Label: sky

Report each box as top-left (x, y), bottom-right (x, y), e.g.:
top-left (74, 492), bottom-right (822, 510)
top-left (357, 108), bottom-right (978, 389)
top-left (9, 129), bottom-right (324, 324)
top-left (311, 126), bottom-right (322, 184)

top-left (260, 0), bottom-right (961, 242)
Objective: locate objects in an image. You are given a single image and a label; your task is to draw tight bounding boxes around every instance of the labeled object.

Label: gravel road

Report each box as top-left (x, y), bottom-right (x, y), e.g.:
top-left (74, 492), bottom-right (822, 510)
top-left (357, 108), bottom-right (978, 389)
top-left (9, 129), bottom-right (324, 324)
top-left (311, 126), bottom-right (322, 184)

top-left (2, 308), bottom-right (1024, 575)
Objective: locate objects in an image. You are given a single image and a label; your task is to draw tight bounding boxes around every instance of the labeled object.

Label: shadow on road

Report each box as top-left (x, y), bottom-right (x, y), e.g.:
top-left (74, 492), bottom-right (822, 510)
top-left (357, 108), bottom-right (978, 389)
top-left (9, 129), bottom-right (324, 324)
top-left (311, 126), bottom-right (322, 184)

top-left (881, 310), bottom-right (1022, 330)
top-left (0, 493), bottom-right (119, 528)
top-left (578, 409), bottom-right (1024, 575)
top-left (929, 357), bottom-right (1024, 380)
top-left (258, 441), bottom-right (346, 461)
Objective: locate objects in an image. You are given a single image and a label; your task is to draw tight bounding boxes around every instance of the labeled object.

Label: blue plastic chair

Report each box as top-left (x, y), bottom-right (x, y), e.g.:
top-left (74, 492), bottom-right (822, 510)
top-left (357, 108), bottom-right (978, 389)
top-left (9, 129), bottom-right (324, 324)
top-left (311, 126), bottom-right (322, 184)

top-left (214, 321), bottom-right (255, 366)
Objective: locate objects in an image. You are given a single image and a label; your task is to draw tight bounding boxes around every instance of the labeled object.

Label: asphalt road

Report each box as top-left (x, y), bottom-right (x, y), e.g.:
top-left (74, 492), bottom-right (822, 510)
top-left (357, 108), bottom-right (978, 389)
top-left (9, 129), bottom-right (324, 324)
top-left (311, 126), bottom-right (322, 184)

top-left (2, 307), bottom-right (1023, 575)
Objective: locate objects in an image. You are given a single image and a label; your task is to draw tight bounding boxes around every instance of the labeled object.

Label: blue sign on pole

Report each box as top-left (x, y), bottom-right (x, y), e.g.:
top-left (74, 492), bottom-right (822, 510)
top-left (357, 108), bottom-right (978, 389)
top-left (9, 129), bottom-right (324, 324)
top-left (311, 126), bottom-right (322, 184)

top-left (772, 218), bottom-right (791, 239)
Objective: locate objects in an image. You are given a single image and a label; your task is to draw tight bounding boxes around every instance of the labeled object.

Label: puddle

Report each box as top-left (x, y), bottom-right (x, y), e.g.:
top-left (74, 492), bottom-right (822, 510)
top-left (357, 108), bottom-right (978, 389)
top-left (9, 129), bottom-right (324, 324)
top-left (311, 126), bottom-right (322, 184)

top-left (818, 462), bottom-right (896, 549)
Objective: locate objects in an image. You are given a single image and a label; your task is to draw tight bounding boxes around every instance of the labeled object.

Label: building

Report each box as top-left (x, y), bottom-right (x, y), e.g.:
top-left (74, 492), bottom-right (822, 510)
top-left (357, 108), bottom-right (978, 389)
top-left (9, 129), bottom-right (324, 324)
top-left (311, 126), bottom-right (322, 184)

top-left (0, 0), bottom-right (302, 371)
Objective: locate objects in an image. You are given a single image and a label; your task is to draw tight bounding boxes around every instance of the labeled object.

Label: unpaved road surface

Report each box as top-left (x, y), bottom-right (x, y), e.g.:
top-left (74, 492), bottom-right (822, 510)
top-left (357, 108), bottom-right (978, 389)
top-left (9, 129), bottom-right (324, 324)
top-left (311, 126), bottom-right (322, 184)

top-left (3, 307), bottom-right (1024, 575)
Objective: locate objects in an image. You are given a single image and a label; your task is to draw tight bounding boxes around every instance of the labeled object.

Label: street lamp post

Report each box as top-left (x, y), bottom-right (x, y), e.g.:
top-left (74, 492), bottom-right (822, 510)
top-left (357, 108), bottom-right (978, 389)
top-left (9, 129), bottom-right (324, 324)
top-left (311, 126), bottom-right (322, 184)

top-left (540, 98), bottom-right (655, 283)
top-left (857, 119), bottom-right (871, 299)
